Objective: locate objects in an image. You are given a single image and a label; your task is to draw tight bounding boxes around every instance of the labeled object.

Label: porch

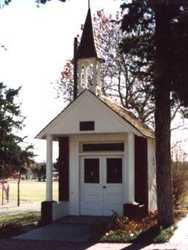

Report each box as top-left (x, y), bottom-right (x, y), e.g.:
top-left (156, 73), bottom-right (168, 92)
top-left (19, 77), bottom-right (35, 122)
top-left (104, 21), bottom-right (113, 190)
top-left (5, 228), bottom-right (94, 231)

top-left (41, 133), bottom-right (153, 224)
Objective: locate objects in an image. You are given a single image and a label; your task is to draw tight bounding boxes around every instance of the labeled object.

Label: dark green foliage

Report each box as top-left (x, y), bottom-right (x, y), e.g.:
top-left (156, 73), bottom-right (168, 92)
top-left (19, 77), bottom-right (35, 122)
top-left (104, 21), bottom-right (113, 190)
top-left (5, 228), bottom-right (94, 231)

top-left (172, 161), bottom-right (188, 208)
top-left (0, 223), bottom-right (23, 238)
top-left (0, 83), bottom-right (34, 179)
top-left (121, 0), bottom-right (188, 108)
top-left (98, 212), bottom-right (175, 243)
top-left (120, 0), bottom-right (188, 227)
top-left (0, 83), bottom-right (22, 176)
top-left (0, 212), bottom-right (40, 225)
top-left (0, 212), bottom-right (40, 238)
top-left (32, 163), bottom-right (46, 181)
top-left (1, 0), bottom-right (66, 7)
top-left (153, 226), bottom-right (176, 243)
top-left (4, 0), bottom-right (11, 5)
top-left (39, 0), bottom-right (66, 3)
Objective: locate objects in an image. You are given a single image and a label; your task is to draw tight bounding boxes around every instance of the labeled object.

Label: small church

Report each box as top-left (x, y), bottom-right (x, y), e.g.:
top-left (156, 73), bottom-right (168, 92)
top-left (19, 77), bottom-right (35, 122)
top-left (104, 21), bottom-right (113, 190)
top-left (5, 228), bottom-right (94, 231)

top-left (36, 8), bottom-right (156, 224)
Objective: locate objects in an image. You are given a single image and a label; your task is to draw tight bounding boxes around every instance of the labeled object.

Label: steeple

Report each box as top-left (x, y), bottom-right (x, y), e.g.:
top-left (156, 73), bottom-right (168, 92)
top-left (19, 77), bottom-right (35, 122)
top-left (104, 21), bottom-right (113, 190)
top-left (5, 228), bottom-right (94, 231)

top-left (76, 8), bottom-right (104, 96)
top-left (76, 9), bottom-right (97, 60)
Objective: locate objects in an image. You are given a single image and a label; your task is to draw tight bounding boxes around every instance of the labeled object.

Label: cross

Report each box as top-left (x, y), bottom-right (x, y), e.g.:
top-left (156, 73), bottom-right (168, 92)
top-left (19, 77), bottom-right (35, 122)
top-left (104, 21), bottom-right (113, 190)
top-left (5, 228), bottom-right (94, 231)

top-left (88, 0), bottom-right (90, 9)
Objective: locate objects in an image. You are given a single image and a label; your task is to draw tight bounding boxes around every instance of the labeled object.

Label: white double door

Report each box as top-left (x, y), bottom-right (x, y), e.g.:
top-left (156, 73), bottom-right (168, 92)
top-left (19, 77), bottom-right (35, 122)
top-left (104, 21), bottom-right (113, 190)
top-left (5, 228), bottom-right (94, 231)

top-left (80, 156), bottom-right (123, 216)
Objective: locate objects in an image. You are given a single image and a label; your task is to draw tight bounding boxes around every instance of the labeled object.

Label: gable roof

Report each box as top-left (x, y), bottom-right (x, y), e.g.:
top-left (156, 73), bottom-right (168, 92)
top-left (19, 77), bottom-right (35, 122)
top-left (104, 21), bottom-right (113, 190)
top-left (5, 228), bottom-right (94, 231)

top-left (99, 95), bottom-right (154, 138)
top-left (36, 90), bottom-right (154, 139)
top-left (76, 9), bottom-right (104, 61)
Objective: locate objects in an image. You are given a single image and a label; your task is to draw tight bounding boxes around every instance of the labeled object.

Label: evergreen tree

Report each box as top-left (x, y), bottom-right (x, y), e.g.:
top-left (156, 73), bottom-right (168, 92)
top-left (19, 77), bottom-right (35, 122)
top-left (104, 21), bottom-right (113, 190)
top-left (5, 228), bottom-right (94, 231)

top-left (0, 82), bottom-right (33, 178)
top-left (121, 0), bottom-right (188, 227)
top-left (1, 0), bottom-right (66, 8)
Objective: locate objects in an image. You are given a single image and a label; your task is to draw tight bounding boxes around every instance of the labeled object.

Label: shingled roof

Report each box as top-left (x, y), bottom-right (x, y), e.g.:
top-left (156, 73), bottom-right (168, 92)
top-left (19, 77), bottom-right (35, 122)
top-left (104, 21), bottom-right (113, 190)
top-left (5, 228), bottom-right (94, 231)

top-left (99, 94), bottom-right (154, 138)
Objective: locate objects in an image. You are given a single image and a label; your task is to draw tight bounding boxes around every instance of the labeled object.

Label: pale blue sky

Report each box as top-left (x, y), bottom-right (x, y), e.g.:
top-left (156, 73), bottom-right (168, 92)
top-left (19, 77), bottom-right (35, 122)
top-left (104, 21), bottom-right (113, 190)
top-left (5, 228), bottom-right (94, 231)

top-left (0, 0), bottom-right (121, 162)
top-left (0, 0), bottom-right (187, 162)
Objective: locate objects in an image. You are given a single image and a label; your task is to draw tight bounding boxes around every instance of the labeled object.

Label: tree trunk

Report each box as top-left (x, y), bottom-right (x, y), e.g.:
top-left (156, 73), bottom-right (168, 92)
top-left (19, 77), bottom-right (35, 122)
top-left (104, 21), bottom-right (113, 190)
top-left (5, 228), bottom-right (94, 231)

top-left (155, 85), bottom-right (174, 227)
top-left (17, 171), bottom-right (21, 207)
top-left (1, 180), bottom-right (4, 206)
top-left (154, 4), bottom-right (174, 227)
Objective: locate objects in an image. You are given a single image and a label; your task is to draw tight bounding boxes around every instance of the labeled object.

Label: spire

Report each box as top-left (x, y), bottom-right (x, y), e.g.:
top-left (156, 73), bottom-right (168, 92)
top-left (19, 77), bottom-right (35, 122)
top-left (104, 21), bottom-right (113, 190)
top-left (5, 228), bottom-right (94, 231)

top-left (76, 8), bottom-right (97, 59)
top-left (76, 7), bottom-right (104, 96)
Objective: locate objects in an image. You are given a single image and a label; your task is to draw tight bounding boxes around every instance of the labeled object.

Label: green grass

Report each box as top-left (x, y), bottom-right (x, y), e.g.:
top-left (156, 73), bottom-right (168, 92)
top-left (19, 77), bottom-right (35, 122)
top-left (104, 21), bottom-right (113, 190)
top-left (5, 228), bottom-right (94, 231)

top-left (0, 212), bottom-right (40, 225)
top-left (0, 212), bottom-right (41, 239)
top-left (7, 180), bottom-right (58, 203)
top-left (153, 226), bottom-right (176, 243)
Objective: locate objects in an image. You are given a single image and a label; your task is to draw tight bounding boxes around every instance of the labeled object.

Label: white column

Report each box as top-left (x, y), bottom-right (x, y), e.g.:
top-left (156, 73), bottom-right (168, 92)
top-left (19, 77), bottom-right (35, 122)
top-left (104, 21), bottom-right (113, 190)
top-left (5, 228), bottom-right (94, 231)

top-left (127, 133), bottom-right (135, 203)
top-left (46, 135), bottom-right (53, 201)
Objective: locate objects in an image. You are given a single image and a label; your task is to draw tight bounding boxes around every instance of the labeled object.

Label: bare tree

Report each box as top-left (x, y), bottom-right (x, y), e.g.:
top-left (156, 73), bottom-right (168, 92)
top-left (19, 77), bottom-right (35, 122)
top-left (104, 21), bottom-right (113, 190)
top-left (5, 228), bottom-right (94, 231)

top-left (53, 10), bottom-right (155, 125)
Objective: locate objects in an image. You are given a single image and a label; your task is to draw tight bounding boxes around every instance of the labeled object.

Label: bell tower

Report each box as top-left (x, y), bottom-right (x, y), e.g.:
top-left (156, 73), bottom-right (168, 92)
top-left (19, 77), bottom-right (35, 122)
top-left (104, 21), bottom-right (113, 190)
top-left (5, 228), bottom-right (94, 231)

top-left (75, 8), bottom-right (104, 96)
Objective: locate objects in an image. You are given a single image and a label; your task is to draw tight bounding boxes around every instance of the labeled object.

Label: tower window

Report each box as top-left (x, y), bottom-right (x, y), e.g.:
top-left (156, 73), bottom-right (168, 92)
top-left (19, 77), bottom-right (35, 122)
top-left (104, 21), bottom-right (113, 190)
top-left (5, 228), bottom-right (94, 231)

top-left (81, 65), bottom-right (87, 88)
top-left (87, 64), bottom-right (94, 86)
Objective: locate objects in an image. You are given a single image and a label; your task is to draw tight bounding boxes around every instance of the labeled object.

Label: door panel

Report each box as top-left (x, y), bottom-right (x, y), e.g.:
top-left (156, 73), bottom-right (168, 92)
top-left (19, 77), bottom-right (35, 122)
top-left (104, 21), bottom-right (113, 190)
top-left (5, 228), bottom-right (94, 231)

top-left (80, 157), bottom-right (103, 215)
top-left (80, 156), bottom-right (123, 216)
top-left (103, 157), bottom-right (123, 215)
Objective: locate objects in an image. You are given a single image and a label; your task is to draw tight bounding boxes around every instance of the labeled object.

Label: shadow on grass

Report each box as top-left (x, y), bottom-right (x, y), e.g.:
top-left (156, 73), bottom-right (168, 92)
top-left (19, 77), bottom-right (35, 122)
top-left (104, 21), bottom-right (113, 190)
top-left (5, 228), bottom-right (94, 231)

top-left (92, 224), bottom-right (174, 250)
top-left (121, 225), bottom-right (173, 250)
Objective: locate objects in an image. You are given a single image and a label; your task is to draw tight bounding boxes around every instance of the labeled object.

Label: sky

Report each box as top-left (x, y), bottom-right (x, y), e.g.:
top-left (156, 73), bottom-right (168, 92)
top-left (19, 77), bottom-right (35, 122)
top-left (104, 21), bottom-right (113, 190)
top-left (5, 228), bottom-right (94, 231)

top-left (0, 0), bottom-right (121, 162)
top-left (0, 0), bottom-right (187, 162)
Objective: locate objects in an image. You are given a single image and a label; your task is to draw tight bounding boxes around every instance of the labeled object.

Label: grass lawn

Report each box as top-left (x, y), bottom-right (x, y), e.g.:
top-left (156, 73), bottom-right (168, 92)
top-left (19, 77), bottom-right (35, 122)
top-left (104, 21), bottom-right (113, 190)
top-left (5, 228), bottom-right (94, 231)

top-left (0, 212), bottom-right (40, 225)
top-left (5, 180), bottom-right (58, 203)
top-left (0, 212), bottom-right (41, 239)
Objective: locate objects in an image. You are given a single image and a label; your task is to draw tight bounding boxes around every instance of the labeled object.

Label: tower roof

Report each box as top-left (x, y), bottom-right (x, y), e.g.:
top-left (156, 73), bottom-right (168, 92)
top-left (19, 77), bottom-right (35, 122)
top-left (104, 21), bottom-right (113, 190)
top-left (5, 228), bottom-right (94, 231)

top-left (76, 9), bottom-right (103, 60)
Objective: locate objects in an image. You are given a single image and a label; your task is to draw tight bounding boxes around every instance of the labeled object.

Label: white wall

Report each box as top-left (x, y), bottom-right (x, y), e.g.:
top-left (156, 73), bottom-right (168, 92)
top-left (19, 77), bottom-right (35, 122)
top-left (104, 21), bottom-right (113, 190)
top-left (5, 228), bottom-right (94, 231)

top-left (38, 91), bottom-right (141, 138)
top-left (52, 201), bottom-right (69, 221)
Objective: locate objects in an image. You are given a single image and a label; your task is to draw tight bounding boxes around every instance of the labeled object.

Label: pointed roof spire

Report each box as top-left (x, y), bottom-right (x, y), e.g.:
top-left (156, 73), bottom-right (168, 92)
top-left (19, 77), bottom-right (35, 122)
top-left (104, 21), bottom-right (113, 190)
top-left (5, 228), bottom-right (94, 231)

top-left (76, 8), bottom-right (99, 60)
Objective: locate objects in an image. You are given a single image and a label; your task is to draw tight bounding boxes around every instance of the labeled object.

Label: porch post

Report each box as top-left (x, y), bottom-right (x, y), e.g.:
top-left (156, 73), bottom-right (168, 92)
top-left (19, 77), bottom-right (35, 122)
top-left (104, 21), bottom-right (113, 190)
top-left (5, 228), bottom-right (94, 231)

top-left (127, 133), bottom-right (135, 203)
top-left (46, 135), bottom-right (53, 201)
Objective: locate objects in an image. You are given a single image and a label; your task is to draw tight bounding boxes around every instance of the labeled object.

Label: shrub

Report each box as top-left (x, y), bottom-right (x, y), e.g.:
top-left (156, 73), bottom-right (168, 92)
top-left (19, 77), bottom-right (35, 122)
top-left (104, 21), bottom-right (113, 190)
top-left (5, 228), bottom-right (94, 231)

top-left (153, 226), bottom-right (176, 243)
top-left (99, 212), bottom-right (157, 243)
top-left (0, 223), bottom-right (24, 238)
top-left (172, 161), bottom-right (188, 208)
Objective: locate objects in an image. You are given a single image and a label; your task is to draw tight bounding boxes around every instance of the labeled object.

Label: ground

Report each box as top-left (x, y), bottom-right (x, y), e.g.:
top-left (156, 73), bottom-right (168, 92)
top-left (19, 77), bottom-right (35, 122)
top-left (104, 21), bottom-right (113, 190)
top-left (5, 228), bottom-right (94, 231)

top-left (0, 180), bottom-right (58, 215)
top-left (8, 180), bottom-right (58, 203)
top-left (0, 180), bottom-right (188, 249)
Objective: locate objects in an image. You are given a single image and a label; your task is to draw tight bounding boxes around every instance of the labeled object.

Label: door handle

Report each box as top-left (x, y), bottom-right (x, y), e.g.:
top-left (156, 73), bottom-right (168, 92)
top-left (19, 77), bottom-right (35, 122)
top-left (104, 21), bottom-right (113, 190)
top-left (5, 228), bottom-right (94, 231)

top-left (103, 186), bottom-right (106, 189)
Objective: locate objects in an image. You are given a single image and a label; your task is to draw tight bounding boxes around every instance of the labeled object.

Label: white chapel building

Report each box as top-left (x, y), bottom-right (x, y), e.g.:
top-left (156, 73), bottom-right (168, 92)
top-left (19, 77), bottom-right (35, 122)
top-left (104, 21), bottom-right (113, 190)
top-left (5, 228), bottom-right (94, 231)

top-left (36, 9), bottom-right (156, 224)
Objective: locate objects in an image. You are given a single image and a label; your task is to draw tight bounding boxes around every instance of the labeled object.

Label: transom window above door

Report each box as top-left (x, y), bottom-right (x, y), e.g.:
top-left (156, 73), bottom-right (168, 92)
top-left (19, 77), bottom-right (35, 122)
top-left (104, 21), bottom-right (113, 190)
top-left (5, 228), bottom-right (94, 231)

top-left (81, 143), bottom-right (124, 152)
